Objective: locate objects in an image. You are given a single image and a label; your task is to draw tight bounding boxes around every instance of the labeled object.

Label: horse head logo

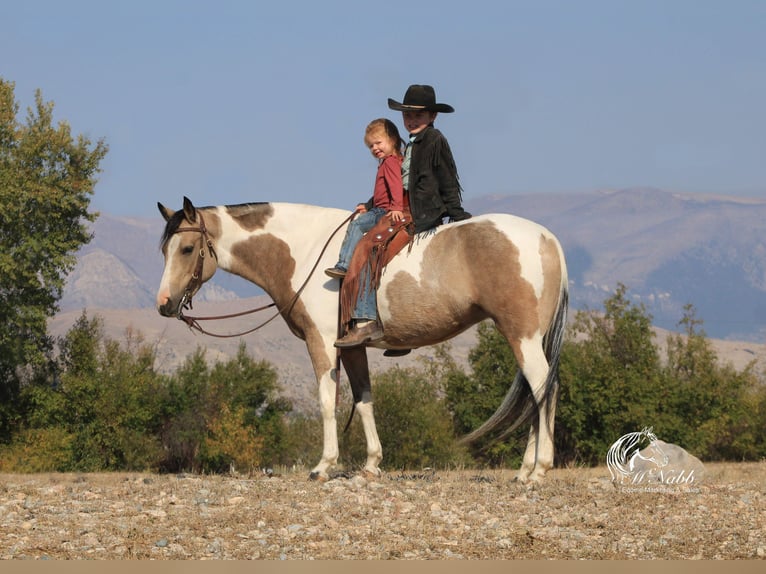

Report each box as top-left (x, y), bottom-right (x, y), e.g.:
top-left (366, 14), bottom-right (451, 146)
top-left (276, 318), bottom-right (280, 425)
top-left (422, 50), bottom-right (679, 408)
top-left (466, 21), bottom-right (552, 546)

top-left (606, 427), bottom-right (669, 483)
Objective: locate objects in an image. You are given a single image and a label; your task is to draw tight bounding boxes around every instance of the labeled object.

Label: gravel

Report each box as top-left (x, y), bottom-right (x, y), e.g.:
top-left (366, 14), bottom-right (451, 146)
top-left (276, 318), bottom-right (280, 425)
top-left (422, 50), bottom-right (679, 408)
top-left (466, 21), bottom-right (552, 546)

top-left (1, 463), bottom-right (764, 559)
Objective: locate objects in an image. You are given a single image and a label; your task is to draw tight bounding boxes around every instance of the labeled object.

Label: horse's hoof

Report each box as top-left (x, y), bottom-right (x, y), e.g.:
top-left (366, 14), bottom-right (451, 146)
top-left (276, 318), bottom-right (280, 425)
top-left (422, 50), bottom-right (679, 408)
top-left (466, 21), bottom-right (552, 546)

top-left (362, 469), bottom-right (381, 481)
top-left (308, 471), bottom-right (328, 482)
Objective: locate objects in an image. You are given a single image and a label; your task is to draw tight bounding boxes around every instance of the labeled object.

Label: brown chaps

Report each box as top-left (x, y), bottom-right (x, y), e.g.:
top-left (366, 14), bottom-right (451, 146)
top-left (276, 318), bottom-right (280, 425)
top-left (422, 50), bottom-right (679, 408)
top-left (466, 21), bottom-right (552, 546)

top-left (339, 213), bottom-right (414, 334)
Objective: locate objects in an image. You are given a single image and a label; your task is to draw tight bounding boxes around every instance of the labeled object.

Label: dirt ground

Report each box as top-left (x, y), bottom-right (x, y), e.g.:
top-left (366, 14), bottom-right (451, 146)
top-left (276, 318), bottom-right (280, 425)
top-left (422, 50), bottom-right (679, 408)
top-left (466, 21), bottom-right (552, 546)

top-left (1, 462), bottom-right (764, 560)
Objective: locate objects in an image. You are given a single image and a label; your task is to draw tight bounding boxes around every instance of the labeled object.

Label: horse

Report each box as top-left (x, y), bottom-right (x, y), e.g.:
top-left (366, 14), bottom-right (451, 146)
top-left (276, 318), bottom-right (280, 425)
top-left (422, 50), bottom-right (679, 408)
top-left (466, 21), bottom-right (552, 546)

top-left (156, 197), bottom-right (569, 482)
top-left (606, 427), bottom-right (669, 483)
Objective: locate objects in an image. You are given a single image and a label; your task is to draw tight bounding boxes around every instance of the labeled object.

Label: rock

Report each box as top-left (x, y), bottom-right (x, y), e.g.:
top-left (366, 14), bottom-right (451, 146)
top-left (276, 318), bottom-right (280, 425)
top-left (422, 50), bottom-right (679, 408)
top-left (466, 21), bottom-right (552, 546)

top-left (633, 440), bottom-right (706, 485)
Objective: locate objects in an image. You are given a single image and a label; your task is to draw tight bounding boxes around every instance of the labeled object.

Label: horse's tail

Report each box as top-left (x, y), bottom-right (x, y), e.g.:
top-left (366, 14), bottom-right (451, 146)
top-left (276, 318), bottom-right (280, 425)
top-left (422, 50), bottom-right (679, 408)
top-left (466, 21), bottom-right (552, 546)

top-left (460, 282), bottom-right (569, 445)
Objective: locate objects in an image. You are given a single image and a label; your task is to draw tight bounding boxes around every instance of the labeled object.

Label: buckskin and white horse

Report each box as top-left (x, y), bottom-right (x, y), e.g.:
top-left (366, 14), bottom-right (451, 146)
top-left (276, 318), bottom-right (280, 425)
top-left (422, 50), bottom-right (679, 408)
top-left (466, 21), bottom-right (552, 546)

top-left (156, 197), bottom-right (568, 482)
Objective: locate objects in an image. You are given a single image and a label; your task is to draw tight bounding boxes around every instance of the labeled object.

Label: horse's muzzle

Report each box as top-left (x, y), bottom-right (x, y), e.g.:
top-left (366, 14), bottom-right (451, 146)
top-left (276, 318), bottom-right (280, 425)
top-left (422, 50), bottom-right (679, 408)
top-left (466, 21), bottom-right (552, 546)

top-left (158, 300), bottom-right (180, 318)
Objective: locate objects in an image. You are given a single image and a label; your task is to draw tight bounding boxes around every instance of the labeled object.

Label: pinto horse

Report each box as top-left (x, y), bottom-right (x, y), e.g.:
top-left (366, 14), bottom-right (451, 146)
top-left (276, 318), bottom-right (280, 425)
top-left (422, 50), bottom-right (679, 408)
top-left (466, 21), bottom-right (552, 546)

top-left (156, 197), bottom-right (568, 482)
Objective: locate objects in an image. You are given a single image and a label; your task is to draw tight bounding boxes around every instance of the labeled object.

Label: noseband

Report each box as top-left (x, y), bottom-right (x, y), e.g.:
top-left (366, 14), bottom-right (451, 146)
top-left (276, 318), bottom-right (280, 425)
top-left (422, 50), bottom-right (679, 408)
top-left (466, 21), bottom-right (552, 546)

top-left (171, 210), bottom-right (217, 312)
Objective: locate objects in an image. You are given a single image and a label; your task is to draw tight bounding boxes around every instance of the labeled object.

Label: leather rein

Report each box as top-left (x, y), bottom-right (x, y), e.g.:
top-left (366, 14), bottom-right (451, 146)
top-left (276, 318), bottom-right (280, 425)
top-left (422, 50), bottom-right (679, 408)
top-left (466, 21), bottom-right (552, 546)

top-left (171, 209), bottom-right (354, 339)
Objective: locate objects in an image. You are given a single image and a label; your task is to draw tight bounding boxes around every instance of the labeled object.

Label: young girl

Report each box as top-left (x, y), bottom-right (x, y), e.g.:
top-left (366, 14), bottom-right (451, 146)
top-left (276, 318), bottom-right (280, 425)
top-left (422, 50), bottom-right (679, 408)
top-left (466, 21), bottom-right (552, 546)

top-left (325, 118), bottom-right (404, 279)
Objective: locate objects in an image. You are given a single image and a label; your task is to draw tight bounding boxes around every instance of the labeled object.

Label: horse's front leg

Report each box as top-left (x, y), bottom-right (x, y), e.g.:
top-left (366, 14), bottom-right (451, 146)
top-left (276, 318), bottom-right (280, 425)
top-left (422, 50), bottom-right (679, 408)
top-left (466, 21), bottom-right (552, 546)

top-left (308, 366), bottom-right (340, 481)
top-left (340, 347), bottom-right (382, 477)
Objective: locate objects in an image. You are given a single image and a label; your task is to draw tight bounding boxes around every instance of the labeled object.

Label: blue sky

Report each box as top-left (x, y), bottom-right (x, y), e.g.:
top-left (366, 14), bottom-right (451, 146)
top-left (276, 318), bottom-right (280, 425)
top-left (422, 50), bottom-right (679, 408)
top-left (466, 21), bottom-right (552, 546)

top-left (4, 0), bottom-right (765, 216)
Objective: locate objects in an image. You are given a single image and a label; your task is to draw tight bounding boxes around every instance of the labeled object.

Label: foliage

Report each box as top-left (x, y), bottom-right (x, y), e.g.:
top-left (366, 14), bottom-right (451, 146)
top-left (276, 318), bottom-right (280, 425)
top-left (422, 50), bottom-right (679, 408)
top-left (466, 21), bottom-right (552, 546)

top-left (157, 341), bottom-right (292, 473)
top-left (660, 304), bottom-right (764, 460)
top-left (2, 287), bottom-right (765, 473)
top-left (557, 283), bottom-right (664, 465)
top-left (0, 313), bottom-right (292, 473)
top-left (7, 312), bottom-right (164, 471)
top-left (279, 413), bottom-right (324, 472)
top-left (0, 78), bottom-right (108, 441)
top-left (443, 324), bottom-right (527, 466)
top-left (0, 427), bottom-right (74, 473)
top-left (340, 363), bottom-right (471, 471)
top-left (557, 287), bottom-right (766, 465)
top-left (202, 404), bottom-right (265, 474)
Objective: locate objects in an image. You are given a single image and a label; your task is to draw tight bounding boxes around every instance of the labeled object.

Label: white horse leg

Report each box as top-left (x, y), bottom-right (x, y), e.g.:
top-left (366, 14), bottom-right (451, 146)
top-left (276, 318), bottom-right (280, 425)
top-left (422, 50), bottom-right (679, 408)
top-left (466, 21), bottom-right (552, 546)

top-left (517, 423), bottom-right (539, 482)
top-left (309, 369), bottom-right (339, 481)
top-left (338, 347), bottom-right (382, 477)
top-left (516, 338), bottom-right (554, 483)
top-left (356, 399), bottom-right (383, 477)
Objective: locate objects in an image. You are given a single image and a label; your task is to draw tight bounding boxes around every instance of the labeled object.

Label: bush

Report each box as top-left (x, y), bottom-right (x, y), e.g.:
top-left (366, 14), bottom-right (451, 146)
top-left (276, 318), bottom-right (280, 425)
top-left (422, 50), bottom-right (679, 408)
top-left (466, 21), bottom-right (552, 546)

top-left (4, 313), bottom-right (165, 472)
top-left (157, 341), bottom-right (291, 473)
top-left (443, 324), bottom-right (528, 467)
top-left (201, 404), bottom-right (265, 474)
top-left (0, 427), bottom-right (73, 472)
top-left (339, 364), bottom-right (471, 471)
top-left (556, 284), bottom-right (664, 465)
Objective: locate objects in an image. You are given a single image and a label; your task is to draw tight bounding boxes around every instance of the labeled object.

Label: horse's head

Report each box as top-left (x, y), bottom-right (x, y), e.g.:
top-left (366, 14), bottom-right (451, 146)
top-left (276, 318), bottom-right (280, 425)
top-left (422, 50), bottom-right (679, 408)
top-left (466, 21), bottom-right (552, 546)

top-left (156, 197), bottom-right (219, 317)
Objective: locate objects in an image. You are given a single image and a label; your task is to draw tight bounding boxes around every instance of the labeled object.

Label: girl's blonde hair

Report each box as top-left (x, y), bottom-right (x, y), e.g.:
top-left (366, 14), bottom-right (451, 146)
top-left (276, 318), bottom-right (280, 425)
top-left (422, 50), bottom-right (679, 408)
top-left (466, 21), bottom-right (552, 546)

top-left (364, 118), bottom-right (404, 158)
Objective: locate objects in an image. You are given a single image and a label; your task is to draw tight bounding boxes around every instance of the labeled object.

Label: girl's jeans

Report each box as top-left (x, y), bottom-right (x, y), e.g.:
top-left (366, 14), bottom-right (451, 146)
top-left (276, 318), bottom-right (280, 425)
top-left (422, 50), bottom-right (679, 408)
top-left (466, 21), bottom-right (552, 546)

top-left (335, 207), bottom-right (386, 270)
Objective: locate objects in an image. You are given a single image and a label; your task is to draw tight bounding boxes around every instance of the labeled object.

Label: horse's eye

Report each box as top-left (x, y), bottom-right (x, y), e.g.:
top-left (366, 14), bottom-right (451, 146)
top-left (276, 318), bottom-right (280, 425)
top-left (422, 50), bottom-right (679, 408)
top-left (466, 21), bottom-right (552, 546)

top-left (181, 245), bottom-right (194, 255)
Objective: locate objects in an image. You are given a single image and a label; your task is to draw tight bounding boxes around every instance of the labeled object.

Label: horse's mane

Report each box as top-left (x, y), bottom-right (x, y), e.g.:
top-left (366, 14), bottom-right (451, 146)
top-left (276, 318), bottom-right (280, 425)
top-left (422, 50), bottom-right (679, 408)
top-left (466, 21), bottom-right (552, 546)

top-left (224, 201), bottom-right (269, 211)
top-left (159, 201), bottom-right (269, 250)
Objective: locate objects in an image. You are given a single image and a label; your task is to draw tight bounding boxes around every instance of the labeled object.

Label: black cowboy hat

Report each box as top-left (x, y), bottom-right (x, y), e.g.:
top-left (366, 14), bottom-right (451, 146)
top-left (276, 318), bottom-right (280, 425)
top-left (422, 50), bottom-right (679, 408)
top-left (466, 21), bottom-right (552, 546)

top-left (387, 84), bottom-right (454, 113)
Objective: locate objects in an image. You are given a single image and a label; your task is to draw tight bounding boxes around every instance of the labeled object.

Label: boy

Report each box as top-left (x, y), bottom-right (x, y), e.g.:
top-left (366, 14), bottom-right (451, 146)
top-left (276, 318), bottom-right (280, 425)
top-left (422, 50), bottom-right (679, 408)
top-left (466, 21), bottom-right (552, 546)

top-left (388, 84), bottom-right (471, 233)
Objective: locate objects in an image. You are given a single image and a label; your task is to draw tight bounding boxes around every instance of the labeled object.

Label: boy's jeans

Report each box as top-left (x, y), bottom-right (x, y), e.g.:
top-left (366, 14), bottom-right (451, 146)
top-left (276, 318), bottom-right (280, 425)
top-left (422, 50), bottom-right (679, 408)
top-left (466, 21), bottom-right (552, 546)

top-left (353, 268), bottom-right (377, 321)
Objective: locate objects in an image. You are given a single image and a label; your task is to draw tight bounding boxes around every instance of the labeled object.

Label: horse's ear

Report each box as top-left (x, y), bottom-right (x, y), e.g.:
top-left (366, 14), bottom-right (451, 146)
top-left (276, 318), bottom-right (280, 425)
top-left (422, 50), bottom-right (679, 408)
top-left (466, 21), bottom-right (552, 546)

top-left (182, 196), bottom-right (197, 223)
top-left (157, 202), bottom-right (175, 222)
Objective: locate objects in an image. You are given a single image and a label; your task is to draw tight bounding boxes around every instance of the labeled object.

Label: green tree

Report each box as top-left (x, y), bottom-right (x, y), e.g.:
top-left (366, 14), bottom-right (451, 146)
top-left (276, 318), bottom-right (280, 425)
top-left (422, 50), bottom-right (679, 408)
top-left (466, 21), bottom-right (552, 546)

top-left (662, 304), bottom-right (763, 460)
top-left (444, 323), bottom-right (527, 466)
top-left (159, 342), bottom-right (292, 473)
top-left (0, 78), bottom-right (107, 441)
top-left (557, 284), bottom-right (663, 465)
top-left (341, 363), bottom-right (470, 471)
top-left (3, 313), bottom-right (164, 472)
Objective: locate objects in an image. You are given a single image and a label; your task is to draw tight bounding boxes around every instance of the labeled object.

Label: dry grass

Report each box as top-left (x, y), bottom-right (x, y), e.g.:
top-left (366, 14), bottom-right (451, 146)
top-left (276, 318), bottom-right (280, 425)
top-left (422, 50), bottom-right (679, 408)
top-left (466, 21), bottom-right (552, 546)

top-left (1, 462), bottom-right (764, 560)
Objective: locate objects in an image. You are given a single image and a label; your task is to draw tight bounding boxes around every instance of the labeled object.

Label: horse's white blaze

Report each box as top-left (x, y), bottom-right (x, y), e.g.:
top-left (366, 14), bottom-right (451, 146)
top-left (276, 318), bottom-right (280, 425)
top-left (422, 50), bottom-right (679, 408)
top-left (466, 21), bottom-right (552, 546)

top-left (156, 234), bottom-right (182, 308)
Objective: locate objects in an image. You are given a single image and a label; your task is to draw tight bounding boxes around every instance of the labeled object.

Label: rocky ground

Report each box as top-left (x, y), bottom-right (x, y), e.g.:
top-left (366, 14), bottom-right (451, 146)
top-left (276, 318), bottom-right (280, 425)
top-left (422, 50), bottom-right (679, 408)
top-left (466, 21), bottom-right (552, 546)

top-left (1, 462), bottom-right (764, 560)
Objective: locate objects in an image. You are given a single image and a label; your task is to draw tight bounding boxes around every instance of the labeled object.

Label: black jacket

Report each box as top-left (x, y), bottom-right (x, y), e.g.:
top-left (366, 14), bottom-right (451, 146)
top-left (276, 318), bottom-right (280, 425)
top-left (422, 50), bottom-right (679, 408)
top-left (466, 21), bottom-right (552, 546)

top-left (407, 125), bottom-right (471, 233)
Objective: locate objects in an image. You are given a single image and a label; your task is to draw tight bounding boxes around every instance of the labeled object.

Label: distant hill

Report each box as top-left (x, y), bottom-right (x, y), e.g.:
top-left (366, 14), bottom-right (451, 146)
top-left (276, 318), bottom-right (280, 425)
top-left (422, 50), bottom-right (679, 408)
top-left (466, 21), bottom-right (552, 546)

top-left (61, 188), bottom-right (766, 341)
top-left (466, 188), bottom-right (766, 341)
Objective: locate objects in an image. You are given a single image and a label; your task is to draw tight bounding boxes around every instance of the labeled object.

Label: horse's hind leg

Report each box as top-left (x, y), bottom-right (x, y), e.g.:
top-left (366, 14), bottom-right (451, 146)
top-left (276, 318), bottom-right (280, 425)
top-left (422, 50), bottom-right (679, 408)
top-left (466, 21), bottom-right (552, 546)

top-left (340, 347), bottom-right (383, 477)
top-left (515, 338), bottom-right (556, 483)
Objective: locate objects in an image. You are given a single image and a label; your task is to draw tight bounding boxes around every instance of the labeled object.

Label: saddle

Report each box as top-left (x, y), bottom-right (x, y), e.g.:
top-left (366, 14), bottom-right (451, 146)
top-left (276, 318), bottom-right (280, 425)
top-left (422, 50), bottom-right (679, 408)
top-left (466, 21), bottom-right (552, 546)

top-left (339, 211), bottom-right (414, 333)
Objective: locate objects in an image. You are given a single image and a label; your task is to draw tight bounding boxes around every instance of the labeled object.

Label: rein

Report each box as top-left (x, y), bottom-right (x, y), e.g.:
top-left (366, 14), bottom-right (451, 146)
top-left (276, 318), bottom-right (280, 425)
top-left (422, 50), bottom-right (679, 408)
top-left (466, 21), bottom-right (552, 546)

top-left (172, 210), bottom-right (355, 339)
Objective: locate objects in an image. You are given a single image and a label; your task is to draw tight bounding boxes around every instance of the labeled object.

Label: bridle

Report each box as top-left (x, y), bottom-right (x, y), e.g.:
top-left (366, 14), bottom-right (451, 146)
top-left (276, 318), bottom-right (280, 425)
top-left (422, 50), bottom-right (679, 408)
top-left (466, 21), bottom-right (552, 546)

top-left (166, 208), bottom-right (355, 339)
top-left (171, 210), bottom-right (218, 314)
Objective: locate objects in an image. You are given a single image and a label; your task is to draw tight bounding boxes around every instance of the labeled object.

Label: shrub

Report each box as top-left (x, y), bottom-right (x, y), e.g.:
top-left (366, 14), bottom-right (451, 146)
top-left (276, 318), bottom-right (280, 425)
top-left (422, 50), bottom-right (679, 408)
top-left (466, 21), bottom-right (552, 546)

top-left (340, 364), bottom-right (471, 471)
top-left (443, 324), bottom-right (528, 467)
top-left (0, 427), bottom-right (73, 472)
